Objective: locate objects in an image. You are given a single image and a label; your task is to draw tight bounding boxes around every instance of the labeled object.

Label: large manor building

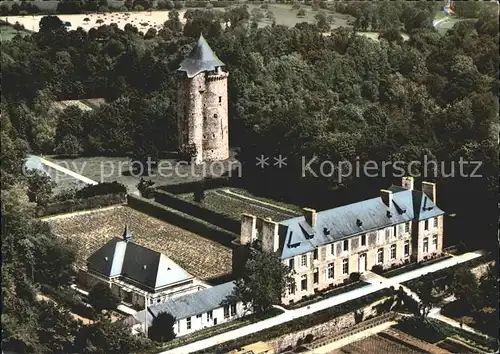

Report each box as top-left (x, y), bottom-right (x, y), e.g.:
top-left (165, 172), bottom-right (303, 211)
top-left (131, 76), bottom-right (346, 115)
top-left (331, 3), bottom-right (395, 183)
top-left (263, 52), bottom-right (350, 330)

top-left (234, 177), bottom-right (445, 305)
top-left (177, 35), bottom-right (229, 164)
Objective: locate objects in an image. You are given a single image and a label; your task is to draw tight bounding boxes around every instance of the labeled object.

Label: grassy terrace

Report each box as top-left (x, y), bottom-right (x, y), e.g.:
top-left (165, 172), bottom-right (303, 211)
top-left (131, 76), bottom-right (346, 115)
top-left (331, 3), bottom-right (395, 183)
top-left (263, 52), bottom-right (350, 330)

top-left (45, 206), bottom-right (232, 280)
top-left (177, 188), bottom-right (302, 222)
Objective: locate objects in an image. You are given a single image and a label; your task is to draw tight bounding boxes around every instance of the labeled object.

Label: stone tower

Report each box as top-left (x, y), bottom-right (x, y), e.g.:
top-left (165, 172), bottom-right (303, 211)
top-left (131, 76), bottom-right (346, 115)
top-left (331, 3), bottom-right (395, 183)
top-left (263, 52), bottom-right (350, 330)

top-left (177, 35), bottom-right (229, 164)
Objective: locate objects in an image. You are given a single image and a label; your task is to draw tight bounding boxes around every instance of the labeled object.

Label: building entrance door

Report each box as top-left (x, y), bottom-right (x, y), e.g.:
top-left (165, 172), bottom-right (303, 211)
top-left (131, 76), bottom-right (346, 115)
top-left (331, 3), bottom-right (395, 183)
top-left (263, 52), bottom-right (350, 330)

top-left (359, 253), bottom-right (366, 273)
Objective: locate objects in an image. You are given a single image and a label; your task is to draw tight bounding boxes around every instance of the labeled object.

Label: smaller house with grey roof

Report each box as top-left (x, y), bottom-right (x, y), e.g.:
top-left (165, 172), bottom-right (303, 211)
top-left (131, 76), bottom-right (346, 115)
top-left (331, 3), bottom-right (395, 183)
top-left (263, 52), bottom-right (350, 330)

top-left (233, 177), bottom-right (445, 305)
top-left (126, 281), bottom-right (248, 337)
top-left (80, 226), bottom-right (207, 308)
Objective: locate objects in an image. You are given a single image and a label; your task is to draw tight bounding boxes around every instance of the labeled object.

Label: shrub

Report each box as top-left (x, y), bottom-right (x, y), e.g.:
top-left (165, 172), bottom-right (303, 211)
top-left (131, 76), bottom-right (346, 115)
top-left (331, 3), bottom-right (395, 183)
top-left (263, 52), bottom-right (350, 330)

top-left (174, 1), bottom-right (184, 9)
top-left (75, 182), bottom-right (127, 199)
top-left (371, 264), bottom-right (383, 275)
top-left (349, 272), bottom-right (361, 282)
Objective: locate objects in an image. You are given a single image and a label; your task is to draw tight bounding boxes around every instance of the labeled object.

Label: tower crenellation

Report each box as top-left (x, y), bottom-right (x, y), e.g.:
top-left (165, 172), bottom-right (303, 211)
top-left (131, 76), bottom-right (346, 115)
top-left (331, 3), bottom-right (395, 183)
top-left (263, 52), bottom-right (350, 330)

top-left (177, 35), bottom-right (229, 164)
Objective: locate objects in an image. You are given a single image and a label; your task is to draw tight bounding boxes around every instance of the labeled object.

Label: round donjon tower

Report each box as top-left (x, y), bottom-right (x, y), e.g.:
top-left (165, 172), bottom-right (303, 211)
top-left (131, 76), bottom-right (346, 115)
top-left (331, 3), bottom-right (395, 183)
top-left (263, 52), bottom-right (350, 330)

top-left (177, 35), bottom-right (229, 164)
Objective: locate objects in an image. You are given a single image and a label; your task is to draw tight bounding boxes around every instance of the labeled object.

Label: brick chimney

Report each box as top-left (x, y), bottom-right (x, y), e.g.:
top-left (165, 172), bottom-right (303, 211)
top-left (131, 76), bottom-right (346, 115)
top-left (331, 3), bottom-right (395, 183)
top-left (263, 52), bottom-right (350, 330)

top-left (380, 189), bottom-right (393, 207)
top-left (303, 208), bottom-right (317, 228)
top-left (402, 176), bottom-right (414, 190)
top-left (421, 181), bottom-right (436, 203)
top-left (240, 214), bottom-right (256, 245)
top-left (261, 218), bottom-right (279, 253)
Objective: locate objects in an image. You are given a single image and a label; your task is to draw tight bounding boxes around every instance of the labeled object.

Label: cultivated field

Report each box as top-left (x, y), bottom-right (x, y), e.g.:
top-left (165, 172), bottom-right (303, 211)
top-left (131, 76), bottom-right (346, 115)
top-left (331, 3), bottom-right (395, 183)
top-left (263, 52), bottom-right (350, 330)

top-left (334, 329), bottom-right (449, 354)
top-left (4, 4), bottom-right (352, 33)
top-left (178, 188), bottom-right (302, 221)
top-left (45, 206), bottom-right (233, 280)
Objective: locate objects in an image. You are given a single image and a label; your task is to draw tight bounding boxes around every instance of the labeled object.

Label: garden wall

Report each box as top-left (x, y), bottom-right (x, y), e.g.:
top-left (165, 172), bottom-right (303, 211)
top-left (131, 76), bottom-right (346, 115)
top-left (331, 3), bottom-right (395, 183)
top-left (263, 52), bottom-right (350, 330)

top-left (127, 194), bottom-right (238, 248)
top-left (154, 189), bottom-right (240, 233)
top-left (156, 176), bottom-right (239, 194)
top-left (268, 296), bottom-right (391, 352)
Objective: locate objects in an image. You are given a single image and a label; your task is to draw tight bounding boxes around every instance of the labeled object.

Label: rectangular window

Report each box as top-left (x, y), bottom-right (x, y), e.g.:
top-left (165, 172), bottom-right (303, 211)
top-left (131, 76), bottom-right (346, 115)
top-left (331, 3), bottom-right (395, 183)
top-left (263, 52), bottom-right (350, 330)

top-left (377, 248), bottom-right (384, 264)
top-left (313, 249), bottom-right (318, 260)
top-left (196, 314), bottom-right (202, 318)
top-left (405, 222), bottom-right (410, 233)
top-left (393, 226), bottom-right (397, 238)
top-left (433, 217), bottom-right (438, 228)
top-left (423, 237), bottom-right (429, 253)
top-left (186, 317), bottom-right (191, 330)
top-left (390, 244), bottom-right (396, 260)
top-left (288, 281), bottom-right (295, 295)
top-left (343, 240), bottom-right (349, 252)
top-left (385, 228), bottom-right (390, 239)
top-left (424, 220), bottom-right (429, 231)
top-left (404, 241), bottom-right (410, 257)
top-left (342, 259), bottom-right (349, 275)
top-left (313, 268), bottom-right (319, 284)
top-left (219, 96), bottom-right (222, 103)
top-left (289, 258), bottom-right (294, 270)
top-left (223, 305), bottom-right (230, 318)
top-left (360, 234), bottom-right (366, 246)
top-left (432, 235), bottom-right (438, 250)
top-left (230, 304), bottom-right (237, 316)
top-left (327, 263), bottom-right (334, 279)
top-left (301, 254), bottom-right (307, 267)
top-left (207, 311), bottom-right (213, 321)
top-left (331, 243), bottom-right (335, 255)
top-left (301, 275), bottom-right (307, 291)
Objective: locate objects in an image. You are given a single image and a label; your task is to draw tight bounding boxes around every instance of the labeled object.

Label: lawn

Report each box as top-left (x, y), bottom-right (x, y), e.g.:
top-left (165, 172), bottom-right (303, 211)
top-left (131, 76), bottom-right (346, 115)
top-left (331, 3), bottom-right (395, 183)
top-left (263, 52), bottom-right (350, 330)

top-left (178, 188), bottom-right (301, 222)
top-left (0, 24), bottom-right (31, 41)
top-left (45, 205), bottom-right (233, 280)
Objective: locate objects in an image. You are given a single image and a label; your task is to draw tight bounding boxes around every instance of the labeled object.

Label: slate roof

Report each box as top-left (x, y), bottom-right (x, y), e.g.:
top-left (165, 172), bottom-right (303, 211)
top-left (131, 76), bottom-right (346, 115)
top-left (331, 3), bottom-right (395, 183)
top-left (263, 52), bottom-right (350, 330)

top-left (133, 281), bottom-right (236, 325)
top-left (87, 228), bottom-right (193, 291)
top-left (177, 34), bottom-right (225, 78)
top-left (278, 186), bottom-right (445, 260)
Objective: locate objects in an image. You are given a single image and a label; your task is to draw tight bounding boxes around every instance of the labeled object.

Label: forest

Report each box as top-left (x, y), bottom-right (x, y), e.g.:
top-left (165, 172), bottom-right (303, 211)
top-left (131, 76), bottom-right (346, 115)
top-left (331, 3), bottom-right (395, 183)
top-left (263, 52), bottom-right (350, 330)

top-left (1, 1), bottom-right (498, 352)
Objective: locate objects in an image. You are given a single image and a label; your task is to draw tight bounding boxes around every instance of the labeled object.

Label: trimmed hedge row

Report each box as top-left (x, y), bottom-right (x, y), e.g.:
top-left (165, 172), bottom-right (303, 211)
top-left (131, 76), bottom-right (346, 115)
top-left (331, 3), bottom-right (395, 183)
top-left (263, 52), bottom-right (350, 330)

top-left (157, 176), bottom-right (238, 194)
top-left (192, 287), bottom-right (394, 353)
top-left (128, 194), bottom-right (238, 248)
top-left (154, 189), bottom-right (240, 233)
top-left (36, 193), bottom-right (126, 217)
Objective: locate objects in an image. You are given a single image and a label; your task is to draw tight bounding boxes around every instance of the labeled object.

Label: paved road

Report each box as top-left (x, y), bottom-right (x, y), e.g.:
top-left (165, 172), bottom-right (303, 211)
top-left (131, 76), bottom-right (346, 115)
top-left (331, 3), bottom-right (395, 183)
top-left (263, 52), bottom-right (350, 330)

top-left (161, 251), bottom-right (484, 354)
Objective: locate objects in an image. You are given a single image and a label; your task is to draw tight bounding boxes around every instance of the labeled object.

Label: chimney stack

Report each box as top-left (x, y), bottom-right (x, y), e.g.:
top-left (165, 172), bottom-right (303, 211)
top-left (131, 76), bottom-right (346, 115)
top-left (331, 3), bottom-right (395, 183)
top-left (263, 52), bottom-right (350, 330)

top-left (421, 181), bottom-right (436, 203)
top-left (240, 214), bottom-right (257, 245)
top-left (261, 218), bottom-right (279, 253)
top-left (303, 208), bottom-right (317, 228)
top-left (402, 176), bottom-right (414, 190)
top-left (380, 189), bottom-right (393, 207)
top-left (123, 224), bottom-right (133, 242)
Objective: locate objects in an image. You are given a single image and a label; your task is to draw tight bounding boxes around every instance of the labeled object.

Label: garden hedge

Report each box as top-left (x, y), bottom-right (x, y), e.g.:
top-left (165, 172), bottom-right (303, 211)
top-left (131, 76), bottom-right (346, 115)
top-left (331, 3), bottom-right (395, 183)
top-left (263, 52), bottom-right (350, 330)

top-left (36, 193), bottom-right (126, 217)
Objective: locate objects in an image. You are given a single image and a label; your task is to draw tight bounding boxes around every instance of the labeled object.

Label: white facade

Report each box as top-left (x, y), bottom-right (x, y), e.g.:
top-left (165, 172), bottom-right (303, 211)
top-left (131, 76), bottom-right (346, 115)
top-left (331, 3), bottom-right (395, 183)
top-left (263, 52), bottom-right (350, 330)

top-left (173, 301), bottom-right (246, 337)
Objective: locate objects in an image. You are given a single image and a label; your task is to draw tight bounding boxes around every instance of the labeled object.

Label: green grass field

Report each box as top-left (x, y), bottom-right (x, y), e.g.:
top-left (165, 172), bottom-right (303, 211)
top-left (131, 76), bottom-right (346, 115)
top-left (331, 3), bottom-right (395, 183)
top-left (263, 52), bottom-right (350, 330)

top-left (178, 188), bottom-right (301, 222)
top-left (0, 24), bottom-right (31, 41)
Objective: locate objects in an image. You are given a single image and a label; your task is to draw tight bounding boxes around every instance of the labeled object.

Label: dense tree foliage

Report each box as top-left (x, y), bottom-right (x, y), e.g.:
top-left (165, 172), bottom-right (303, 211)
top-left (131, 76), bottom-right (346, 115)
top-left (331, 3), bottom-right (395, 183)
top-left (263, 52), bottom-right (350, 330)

top-left (1, 3), bottom-right (498, 348)
top-left (88, 283), bottom-right (120, 314)
top-left (148, 312), bottom-right (177, 342)
top-left (225, 250), bottom-right (293, 314)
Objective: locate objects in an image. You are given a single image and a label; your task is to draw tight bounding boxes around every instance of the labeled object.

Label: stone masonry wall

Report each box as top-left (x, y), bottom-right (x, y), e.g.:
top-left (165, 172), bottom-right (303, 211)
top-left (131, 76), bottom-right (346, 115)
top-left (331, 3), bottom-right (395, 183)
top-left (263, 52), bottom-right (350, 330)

top-left (267, 296), bottom-right (391, 352)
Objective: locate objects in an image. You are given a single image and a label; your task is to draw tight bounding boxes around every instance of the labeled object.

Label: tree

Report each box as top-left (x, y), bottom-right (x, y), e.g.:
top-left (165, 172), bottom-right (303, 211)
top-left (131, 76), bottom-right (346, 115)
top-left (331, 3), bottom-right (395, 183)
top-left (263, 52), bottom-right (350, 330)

top-left (88, 283), bottom-right (120, 314)
top-left (415, 280), bottom-right (433, 320)
top-left (225, 250), bottom-right (293, 314)
top-left (148, 312), bottom-right (176, 342)
top-left (314, 13), bottom-right (330, 32)
top-left (297, 9), bottom-right (306, 18)
top-left (26, 170), bottom-right (55, 207)
top-left (36, 300), bottom-right (80, 353)
top-left (451, 268), bottom-right (479, 310)
top-left (137, 178), bottom-right (155, 198)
